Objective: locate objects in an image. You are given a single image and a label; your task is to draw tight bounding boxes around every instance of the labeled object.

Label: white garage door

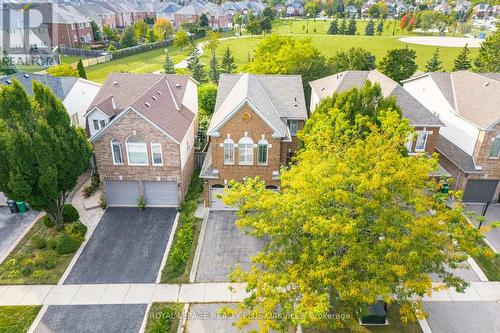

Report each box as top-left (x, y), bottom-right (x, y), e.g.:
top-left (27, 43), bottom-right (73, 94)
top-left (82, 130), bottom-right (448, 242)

top-left (105, 181), bottom-right (141, 207)
top-left (144, 181), bottom-right (178, 207)
top-left (210, 184), bottom-right (235, 210)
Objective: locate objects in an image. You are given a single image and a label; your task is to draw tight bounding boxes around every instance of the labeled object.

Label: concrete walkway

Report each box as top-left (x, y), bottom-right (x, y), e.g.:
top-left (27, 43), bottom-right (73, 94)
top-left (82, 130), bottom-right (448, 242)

top-left (0, 282), bottom-right (499, 306)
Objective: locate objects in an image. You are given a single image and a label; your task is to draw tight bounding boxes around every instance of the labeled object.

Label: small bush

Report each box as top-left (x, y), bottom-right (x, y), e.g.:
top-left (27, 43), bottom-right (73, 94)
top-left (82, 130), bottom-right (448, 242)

top-left (46, 237), bottom-right (58, 250)
top-left (99, 193), bottom-right (107, 209)
top-left (31, 236), bottom-right (47, 249)
top-left (82, 185), bottom-right (94, 197)
top-left (20, 265), bottom-right (33, 277)
top-left (55, 233), bottom-right (79, 254)
top-left (31, 270), bottom-right (49, 280)
top-left (91, 174), bottom-right (100, 188)
top-left (63, 204), bottom-right (80, 223)
top-left (65, 222), bottom-right (87, 237)
top-left (42, 216), bottom-right (55, 228)
top-left (32, 250), bottom-right (58, 269)
top-left (150, 306), bottom-right (177, 333)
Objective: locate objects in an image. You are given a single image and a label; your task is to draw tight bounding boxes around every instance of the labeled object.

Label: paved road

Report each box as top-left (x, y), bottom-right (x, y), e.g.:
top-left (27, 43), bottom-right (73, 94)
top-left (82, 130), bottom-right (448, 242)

top-left (195, 210), bottom-right (264, 282)
top-left (0, 206), bottom-right (38, 261)
top-left (64, 207), bottom-right (176, 284)
top-left (465, 203), bottom-right (500, 252)
top-left (34, 304), bottom-right (147, 333)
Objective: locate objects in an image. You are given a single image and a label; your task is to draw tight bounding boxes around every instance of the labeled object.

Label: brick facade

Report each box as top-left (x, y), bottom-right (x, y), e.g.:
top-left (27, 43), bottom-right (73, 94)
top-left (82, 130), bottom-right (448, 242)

top-left (48, 23), bottom-right (93, 47)
top-left (93, 110), bottom-right (194, 203)
top-left (408, 126), bottom-right (440, 154)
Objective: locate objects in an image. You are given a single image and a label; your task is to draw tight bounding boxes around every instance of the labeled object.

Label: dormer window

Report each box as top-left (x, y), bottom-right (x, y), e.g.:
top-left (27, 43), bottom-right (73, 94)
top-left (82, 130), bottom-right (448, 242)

top-left (93, 119), bottom-right (107, 131)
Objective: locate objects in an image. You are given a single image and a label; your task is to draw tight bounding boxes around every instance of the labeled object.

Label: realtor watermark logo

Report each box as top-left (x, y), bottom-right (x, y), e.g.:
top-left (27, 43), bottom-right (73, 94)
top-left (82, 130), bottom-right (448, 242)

top-left (1, 1), bottom-right (59, 70)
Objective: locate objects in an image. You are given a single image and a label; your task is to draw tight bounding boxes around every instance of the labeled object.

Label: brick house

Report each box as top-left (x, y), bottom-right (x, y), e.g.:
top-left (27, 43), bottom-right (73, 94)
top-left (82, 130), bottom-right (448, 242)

top-left (47, 5), bottom-right (93, 47)
top-left (173, 0), bottom-right (228, 29)
top-left (200, 73), bottom-right (308, 209)
top-left (403, 71), bottom-right (500, 202)
top-left (310, 70), bottom-right (445, 155)
top-left (86, 73), bottom-right (198, 207)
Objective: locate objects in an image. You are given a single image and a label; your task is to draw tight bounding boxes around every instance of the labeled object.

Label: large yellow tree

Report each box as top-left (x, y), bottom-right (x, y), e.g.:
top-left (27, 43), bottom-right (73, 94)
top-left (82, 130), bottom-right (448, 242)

top-left (223, 83), bottom-right (488, 332)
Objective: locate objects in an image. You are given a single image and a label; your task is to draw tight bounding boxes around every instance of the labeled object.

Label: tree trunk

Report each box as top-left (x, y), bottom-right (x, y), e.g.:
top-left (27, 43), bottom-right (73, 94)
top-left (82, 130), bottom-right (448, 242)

top-left (48, 192), bottom-right (67, 230)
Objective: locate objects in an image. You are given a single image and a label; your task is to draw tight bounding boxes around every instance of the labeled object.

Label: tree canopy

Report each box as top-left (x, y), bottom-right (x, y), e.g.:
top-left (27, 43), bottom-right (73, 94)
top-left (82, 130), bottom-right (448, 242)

top-left (425, 48), bottom-right (443, 72)
top-left (120, 25), bottom-right (138, 48)
top-left (222, 83), bottom-right (487, 332)
top-left (174, 30), bottom-right (189, 51)
top-left (453, 44), bottom-right (472, 71)
top-left (378, 46), bottom-right (418, 83)
top-left (154, 18), bottom-right (174, 41)
top-left (47, 64), bottom-right (78, 77)
top-left (220, 47), bottom-right (237, 73)
top-left (76, 59), bottom-right (87, 79)
top-left (328, 47), bottom-right (376, 74)
top-left (473, 29), bottom-right (500, 73)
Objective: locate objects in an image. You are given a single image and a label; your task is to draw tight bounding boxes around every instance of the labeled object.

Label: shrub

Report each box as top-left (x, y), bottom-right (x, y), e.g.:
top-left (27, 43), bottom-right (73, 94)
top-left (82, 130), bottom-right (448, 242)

top-left (32, 250), bottom-right (58, 269)
top-left (42, 215), bottom-right (55, 228)
top-left (65, 222), bottom-right (87, 237)
top-left (82, 185), bottom-right (94, 197)
top-left (46, 237), bottom-right (58, 250)
top-left (55, 233), bottom-right (79, 254)
top-left (63, 204), bottom-right (80, 223)
top-left (31, 236), bottom-right (47, 249)
top-left (99, 193), bottom-right (107, 209)
top-left (150, 306), bottom-right (177, 333)
top-left (20, 265), bottom-right (33, 277)
top-left (138, 195), bottom-right (146, 210)
top-left (163, 222), bottom-right (194, 279)
top-left (91, 174), bottom-right (100, 188)
top-left (31, 270), bottom-right (49, 280)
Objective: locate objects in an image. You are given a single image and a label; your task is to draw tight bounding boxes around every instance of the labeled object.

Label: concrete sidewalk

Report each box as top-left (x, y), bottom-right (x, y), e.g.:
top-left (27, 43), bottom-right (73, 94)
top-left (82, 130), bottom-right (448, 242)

top-left (0, 282), bottom-right (499, 306)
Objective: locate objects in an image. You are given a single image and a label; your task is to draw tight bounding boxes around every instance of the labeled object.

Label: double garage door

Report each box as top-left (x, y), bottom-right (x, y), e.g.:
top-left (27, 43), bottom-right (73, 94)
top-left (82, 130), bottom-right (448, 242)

top-left (105, 181), bottom-right (178, 207)
top-left (463, 179), bottom-right (499, 203)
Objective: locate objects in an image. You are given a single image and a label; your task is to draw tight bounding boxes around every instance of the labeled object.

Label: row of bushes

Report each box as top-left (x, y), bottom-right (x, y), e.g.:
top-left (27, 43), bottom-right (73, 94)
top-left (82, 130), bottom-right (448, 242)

top-left (161, 172), bottom-right (203, 282)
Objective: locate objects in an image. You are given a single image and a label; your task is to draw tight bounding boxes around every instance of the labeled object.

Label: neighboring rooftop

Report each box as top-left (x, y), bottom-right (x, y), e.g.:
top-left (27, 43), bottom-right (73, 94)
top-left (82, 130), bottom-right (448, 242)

top-left (404, 71), bottom-right (500, 129)
top-left (310, 70), bottom-right (444, 127)
top-left (435, 135), bottom-right (480, 173)
top-left (208, 73), bottom-right (307, 138)
top-left (0, 73), bottom-right (78, 101)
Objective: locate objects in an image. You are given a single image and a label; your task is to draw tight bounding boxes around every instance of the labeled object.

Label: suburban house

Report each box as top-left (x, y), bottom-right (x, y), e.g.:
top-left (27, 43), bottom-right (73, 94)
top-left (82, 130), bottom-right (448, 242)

top-left (473, 3), bottom-right (492, 17)
top-left (309, 70), bottom-right (445, 155)
top-left (86, 73), bottom-right (198, 207)
top-left (173, 0), bottom-right (228, 29)
top-left (403, 71), bottom-right (500, 203)
top-left (47, 5), bottom-right (93, 47)
top-left (200, 73), bottom-right (308, 209)
top-left (0, 73), bottom-right (101, 128)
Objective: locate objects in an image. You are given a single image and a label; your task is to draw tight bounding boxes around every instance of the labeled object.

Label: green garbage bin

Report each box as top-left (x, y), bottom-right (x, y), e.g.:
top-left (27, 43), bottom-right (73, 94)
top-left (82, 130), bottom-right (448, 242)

top-left (16, 201), bottom-right (27, 213)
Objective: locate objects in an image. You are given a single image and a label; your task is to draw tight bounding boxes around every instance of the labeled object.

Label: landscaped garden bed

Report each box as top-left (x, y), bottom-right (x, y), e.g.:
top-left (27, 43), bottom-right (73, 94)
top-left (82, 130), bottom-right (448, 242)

top-left (0, 204), bottom-right (87, 284)
top-left (145, 303), bottom-right (182, 333)
top-left (161, 171), bottom-right (203, 283)
top-left (0, 305), bottom-right (42, 333)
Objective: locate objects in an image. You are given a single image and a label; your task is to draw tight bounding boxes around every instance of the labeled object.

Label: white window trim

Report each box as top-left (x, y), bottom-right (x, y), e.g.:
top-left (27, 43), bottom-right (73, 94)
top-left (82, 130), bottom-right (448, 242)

top-left (406, 134), bottom-right (414, 152)
top-left (257, 140), bottom-right (268, 166)
top-left (93, 119), bottom-right (100, 131)
top-left (126, 141), bottom-right (149, 166)
top-left (489, 136), bottom-right (500, 159)
top-left (151, 142), bottom-right (163, 166)
top-left (288, 120), bottom-right (299, 136)
top-left (111, 140), bottom-right (124, 165)
top-left (223, 140), bottom-right (234, 165)
top-left (414, 129), bottom-right (428, 152)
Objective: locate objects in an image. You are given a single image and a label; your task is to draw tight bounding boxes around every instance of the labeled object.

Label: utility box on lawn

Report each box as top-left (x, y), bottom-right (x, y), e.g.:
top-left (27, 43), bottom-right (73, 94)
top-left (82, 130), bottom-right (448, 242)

top-left (359, 301), bottom-right (388, 325)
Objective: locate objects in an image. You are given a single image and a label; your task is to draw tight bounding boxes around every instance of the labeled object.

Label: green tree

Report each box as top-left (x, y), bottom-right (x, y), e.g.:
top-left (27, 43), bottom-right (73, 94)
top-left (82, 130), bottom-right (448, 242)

top-left (200, 13), bottom-right (209, 27)
top-left (263, 7), bottom-right (276, 20)
top-left (378, 46), bottom-right (418, 83)
top-left (198, 82), bottom-right (218, 116)
top-left (174, 30), bottom-right (189, 51)
top-left (205, 30), bottom-right (220, 55)
top-left (365, 18), bottom-right (375, 35)
top-left (222, 83), bottom-right (486, 331)
top-left (328, 47), bottom-right (376, 73)
top-left (305, 1), bottom-right (320, 16)
top-left (425, 48), bottom-right (443, 72)
top-left (328, 19), bottom-right (339, 35)
top-left (119, 26), bottom-right (138, 48)
top-left (220, 47), bottom-right (237, 73)
top-left (246, 16), bottom-right (263, 35)
top-left (47, 64), bottom-right (78, 77)
top-left (348, 17), bottom-right (357, 35)
top-left (376, 19), bottom-right (384, 35)
top-left (76, 59), bottom-right (87, 79)
top-left (0, 81), bottom-right (92, 229)
top-left (163, 50), bottom-right (176, 74)
top-left (339, 18), bottom-right (348, 34)
top-left (102, 25), bottom-right (119, 42)
top-left (260, 17), bottom-right (272, 33)
top-left (473, 30), bottom-right (500, 72)
top-left (187, 46), bottom-right (205, 82)
top-left (208, 52), bottom-right (220, 83)
top-left (453, 44), bottom-right (472, 71)
top-left (146, 28), bottom-right (157, 43)
top-left (134, 20), bottom-right (148, 40)
top-left (90, 20), bottom-right (102, 41)
top-left (154, 17), bottom-right (174, 41)
top-left (234, 12), bottom-right (244, 35)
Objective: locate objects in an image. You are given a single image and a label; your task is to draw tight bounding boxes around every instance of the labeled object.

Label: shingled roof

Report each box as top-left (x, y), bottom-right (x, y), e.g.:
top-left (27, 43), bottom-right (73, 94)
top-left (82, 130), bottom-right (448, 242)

top-left (88, 73), bottom-right (196, 143)
top-left (309, 70), bottom-right (444, 127)
top-left (435, 135), bottom-right (481, 173)
top-left (0, 73), bottom-right (78, 101)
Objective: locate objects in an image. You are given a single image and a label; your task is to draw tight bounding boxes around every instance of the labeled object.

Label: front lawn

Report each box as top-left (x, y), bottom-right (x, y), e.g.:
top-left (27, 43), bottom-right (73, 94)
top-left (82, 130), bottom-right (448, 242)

top-left (145, 303), bottom-right (182, 333)
top-left (160, 171), bottom-right (203, 283)
top-left (0, 305), bottom-right (42, 333)
top-left (0, 215), bottom-right (87, 285)
top-left (471, 239), bottom-right (500, 281)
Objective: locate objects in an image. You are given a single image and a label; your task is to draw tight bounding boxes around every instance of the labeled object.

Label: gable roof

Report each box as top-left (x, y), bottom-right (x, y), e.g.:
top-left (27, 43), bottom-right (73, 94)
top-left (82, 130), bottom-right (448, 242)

top-left (88, 73), bottom-right (196, 143)
top-left (309, 70), bottom-right (444, 127)
top-left (208, 73), bottom-right (307, 138)
top-left (0, 73), bottom-right (78, 101)
top-left (436, 135), bottom-right (480, 173)
top-left (404, 71), bottom-right (500, 129)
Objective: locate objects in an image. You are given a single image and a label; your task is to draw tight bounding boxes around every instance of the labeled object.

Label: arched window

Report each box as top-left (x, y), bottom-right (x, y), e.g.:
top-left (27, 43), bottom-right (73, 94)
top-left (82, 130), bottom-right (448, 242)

top-left (111, 139), bottom-right (123, 165)
top-left (126, 136), bottom-right (148, 165)
top-left (238, 136), bottom-right (253, 165)
top-left (257, 139), bottom-right (268, 165)
top-left (223, 138), bottom-right (234, 165)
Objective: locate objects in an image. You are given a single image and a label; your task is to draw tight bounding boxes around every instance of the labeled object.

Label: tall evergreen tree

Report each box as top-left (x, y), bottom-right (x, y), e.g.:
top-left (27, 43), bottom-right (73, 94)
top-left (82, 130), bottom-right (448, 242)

top-left (376, 19), bottom-right (384, 35)
top-left (339, 18), bottom-right (348, 35)
top-left (208, 52), bottom-right (220, 83)
top-left (453, 43), bottom-right (471, 71)
top-left (119, 25), bottom-right (138, 48)
top-left (220, 47), bottom-right (237, 73)
top-left (365, 19), bottom-right (375, 36)
top-left (163, 50), bottom-right (176, 74)
top-left (90, 20), bottom-right (102, 41)
top-left (473, 30), bottom-right (500, 73)
top-left (348, 17), bottom-right (357, 35)
top-left (187, 46), bottom-right (205, 82)
top-left (328, 19), bottom-right (339, 35)
top-left (425, 48), bottom-right (443, 72)
top-left (76, 59), bottom-right (87, 79)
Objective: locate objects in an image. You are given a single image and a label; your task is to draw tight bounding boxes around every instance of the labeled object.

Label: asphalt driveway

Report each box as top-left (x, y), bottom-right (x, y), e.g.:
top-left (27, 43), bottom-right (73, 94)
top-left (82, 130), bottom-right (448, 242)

top-left (34, 304), bottom-right (147, 333)
top-left (0, 206), bottom-right (38, 260)
top-left (195, 210), bottom-right (264, 282)
top-left (64, 207), bottom-right (176, 284)
top-left (465, 203), bottom-right (500, 252)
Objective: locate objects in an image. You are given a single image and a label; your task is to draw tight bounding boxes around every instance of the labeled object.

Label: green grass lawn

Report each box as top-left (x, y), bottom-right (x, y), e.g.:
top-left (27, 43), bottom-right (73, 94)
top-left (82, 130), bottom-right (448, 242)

top-left (60, 55), bottom-right (89, 65)
top-left (145, 303), bottom-right (182, 333)
top-left (0, 306), bottom-right (41, 333)
top-left (0, 217), bottom-right (86, 285)
top-left (472, 239), bottom-right (500, 281)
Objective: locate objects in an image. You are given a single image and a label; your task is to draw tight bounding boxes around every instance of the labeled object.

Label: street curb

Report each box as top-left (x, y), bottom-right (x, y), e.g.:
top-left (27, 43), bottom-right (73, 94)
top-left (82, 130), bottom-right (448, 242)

top-left (189, 208), bottom-right (210, 283)
top-left (156, 212), bottom-right (181, 283)
top-left (176, 303), bottom-right (190, 333)
top-left (27, 304), bottom-right (48, 333)
top-left (417, 317), bottom-right (433, 333)
top-left (139, 303), bottom-right (152, 333)
top-left (467, 257), bottom-right (489, 282)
